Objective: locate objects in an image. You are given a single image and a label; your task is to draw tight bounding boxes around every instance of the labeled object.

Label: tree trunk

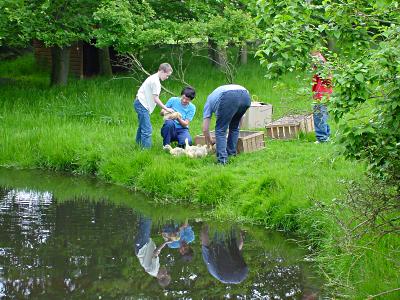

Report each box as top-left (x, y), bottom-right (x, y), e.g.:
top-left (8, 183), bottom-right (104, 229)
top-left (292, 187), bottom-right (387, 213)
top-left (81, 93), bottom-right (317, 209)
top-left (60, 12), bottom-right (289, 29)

top-left (98, 46), bottom-right (112, 77)
top-left (208, 38), bottom-right (218, 66)
top-left (240, 44), bottom-right (248, 65)
top-left (216, 46), bottom-right (228, 70)
top-left (50, 46), bottom-right (70, 86)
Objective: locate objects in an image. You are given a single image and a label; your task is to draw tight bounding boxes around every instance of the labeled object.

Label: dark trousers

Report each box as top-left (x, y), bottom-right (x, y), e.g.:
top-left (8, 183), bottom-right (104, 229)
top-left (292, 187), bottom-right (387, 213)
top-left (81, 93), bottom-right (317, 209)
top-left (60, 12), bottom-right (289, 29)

top-left (134, 216), bottom-right (152, 255)
top-left (161, 120), bottom-right (192, 147)
top-left (215, 90), bottom-right (251, 164)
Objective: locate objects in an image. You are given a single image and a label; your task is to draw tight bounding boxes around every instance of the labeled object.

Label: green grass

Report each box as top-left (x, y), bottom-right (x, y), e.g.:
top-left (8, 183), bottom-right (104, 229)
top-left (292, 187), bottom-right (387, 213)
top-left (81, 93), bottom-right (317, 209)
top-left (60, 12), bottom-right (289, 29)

top-left (0, 51), bottom-right (399, 299)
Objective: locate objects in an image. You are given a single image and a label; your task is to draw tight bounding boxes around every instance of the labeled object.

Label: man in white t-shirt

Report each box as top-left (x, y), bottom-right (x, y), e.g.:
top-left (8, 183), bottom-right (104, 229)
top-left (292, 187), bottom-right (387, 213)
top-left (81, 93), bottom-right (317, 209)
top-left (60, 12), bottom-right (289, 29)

top-left (134, 63), bottom-right (174, 148)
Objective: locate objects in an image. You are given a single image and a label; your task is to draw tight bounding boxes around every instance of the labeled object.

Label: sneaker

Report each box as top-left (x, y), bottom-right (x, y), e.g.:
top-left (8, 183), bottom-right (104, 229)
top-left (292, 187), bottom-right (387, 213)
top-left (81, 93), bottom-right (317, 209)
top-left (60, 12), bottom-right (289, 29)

top-left (314, 141), bottom-right (320, 144)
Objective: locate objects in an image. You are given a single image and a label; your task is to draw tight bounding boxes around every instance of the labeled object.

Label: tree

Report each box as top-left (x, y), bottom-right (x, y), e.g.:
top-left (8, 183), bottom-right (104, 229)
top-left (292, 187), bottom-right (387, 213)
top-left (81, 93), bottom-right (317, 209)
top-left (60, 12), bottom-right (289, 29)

top-left (255, 0), bottom-right (400, 185)
top-left (142, 0), bottom-right (260, 82)
top-left (25, 0), bottom-right (98, 85)
top-left (0, 0), bottom-right (31, 48)
top-left (1, 0), bottom-right (154, 85)
top-left (93, 0), bottom-right (155, 76)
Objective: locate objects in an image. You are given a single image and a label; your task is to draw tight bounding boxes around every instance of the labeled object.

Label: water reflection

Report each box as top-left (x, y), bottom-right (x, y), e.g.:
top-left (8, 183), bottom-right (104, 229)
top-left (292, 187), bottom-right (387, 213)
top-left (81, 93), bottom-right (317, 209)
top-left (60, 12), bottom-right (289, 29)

top-left (0, 175), bottom-right (324, 299)
top-left (163, 219), bottom-right (195, 262)
top-left (134, 215), bottom-right (171, 287)
top-left (201, 224), bottom-right (248, 284)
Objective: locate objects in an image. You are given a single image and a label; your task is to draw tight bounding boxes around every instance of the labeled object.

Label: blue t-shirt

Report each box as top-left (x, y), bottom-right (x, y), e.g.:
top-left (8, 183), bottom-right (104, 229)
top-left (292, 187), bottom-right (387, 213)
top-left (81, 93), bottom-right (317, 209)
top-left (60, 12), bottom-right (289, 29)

top-left (203, 84), bottom-right (247, 119)
top-left (167, 226), bottom-right (195, 249)
top-left (165, 97), bottom-right (196, 129)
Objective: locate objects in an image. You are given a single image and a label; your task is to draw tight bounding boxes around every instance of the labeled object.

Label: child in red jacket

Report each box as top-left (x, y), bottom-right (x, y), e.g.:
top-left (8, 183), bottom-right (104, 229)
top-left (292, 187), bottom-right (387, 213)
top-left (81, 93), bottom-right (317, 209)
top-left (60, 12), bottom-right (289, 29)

top-left (311, 51), bottom-right (332, 143)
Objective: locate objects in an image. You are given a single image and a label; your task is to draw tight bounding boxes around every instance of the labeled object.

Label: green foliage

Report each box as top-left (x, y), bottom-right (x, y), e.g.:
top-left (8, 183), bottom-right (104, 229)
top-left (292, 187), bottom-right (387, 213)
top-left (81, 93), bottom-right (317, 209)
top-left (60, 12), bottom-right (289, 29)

top-left (255, 0), bottom-right (400, 184)
top-left (25, 0), bottom-right (98, 47)
top-left (255, 0), bottom-right (320, 77)
top-left (0, 0), bottom-right (31, 47)
top-left (93, 0), bottom-right (154, 52)
top-left (206, 6), bottom-right (260, 47)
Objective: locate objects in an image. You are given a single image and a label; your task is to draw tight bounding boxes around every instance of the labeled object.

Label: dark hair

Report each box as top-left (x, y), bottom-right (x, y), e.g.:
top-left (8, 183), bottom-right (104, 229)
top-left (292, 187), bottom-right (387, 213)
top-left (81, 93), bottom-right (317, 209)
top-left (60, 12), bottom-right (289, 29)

top-left (181, 86), bottom-right (196, 100)
top-left (181, 246), bottom-right (194, 263)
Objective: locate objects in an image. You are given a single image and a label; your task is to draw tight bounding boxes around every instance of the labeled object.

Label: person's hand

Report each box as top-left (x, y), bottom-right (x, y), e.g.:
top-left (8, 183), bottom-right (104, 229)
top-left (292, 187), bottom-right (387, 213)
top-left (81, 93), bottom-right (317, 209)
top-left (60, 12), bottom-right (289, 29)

top-left (153, 249), bottom-right (160, 257)
top-left (165, 107), bottom-right (174, 113)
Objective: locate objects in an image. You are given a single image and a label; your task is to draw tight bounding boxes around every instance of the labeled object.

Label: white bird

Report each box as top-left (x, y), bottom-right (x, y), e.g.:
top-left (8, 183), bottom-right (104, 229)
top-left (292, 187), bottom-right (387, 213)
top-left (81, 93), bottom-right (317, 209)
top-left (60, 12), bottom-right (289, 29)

top-left (184, 139), bottom-right (209, 158)
top-left (163, 144), bottom-right (186, 156)
top-left (163, 111), bottom-right (182, 121)
top-left (163, 139), bottom-right (214, 158)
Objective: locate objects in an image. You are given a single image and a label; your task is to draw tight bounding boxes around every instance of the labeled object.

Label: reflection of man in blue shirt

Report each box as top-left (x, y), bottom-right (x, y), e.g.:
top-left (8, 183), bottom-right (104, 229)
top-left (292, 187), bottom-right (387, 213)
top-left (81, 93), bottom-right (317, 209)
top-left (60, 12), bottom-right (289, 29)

top-left (161, 86), bottom-right (196, 147)
top-left (201, 224), bottom-right (248, 284)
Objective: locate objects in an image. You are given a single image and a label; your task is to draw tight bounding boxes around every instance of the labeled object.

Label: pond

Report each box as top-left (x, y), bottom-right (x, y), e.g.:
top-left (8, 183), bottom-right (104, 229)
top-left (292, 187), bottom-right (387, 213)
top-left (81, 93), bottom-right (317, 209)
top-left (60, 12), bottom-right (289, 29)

top-left (0, 168), bottom-right (324, 299)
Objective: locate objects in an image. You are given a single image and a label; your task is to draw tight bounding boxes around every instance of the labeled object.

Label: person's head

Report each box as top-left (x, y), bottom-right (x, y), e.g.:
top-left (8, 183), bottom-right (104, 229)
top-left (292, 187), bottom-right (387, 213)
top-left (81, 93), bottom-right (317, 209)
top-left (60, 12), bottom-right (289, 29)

top-left (179, 241), bottom-right (194, 262)
top-left (158, 63), bottom-right (173, 81)
top-left (157, 266), bottom-right (171, 288)
top-left (310, 50), bottom-right (326, 68)
top-left (180, 86), bottom-right (196, 106)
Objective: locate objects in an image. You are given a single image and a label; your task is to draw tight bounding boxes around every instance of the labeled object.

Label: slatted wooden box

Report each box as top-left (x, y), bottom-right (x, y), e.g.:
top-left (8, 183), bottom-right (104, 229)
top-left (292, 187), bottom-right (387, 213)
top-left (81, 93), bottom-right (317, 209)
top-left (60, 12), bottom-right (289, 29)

top-left (265, 114), bottom-right (314, 139)
top-left (194, 130), bottom-right (265, 153)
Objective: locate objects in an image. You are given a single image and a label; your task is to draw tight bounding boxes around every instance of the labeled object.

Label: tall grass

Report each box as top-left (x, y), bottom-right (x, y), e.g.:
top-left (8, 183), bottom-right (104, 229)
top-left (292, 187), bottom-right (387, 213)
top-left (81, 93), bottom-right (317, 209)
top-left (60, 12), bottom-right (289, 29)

top-left (0, 51), bottom-right (398, 299)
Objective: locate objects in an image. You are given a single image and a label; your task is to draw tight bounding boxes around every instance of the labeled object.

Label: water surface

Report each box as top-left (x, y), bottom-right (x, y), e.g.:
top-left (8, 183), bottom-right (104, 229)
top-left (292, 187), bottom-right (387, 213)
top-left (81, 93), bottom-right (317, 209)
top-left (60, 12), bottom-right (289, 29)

top-left (0, 168), bottom-right (323, 299)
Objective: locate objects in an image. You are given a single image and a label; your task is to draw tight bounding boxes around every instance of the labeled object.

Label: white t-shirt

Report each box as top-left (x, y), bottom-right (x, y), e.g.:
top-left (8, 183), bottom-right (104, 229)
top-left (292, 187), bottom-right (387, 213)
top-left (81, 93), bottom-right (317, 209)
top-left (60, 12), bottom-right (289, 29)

top-left (136, 238), bottom-right (160, 277)
top-left (136, 73), bottom-right (161, 114)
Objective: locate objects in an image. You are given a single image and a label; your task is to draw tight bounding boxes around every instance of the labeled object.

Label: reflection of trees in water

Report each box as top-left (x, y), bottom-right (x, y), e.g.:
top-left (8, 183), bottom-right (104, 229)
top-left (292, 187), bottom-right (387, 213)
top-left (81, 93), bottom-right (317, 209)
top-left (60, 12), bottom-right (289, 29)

top-left (0, 190), bottom-right (137, 299)
top-left (0, 189), bottom-right (320, 299)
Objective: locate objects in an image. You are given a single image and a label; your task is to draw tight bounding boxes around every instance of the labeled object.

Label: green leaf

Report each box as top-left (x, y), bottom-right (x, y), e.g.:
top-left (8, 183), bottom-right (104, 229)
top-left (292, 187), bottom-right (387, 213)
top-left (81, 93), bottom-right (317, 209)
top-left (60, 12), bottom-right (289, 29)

top-left (355, 73), bottom-right (364, 82)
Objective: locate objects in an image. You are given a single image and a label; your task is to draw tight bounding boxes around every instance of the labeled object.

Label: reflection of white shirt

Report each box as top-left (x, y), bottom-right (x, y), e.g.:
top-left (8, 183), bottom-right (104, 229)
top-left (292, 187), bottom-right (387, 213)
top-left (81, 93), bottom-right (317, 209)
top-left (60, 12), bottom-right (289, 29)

top-left (136, 73), bottom-right (161, 114)
top-left (136, 238), bottom-right (160, 277)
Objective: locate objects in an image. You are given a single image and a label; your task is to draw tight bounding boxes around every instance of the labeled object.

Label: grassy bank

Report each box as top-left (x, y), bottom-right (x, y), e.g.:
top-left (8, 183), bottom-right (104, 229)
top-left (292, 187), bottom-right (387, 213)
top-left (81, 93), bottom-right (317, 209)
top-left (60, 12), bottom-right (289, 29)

top-left (0, 52), bottom-right (398, 299)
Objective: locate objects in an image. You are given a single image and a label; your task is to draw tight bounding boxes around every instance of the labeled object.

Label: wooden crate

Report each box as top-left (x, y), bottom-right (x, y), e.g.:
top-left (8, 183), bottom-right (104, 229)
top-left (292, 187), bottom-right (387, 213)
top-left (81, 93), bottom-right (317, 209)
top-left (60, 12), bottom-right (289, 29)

top-left (241, 102), bottom-right (273, 129)
top-left (194, 130), bottom-right (265, 153)
top-left (265, 114), bottom-right (314, 139)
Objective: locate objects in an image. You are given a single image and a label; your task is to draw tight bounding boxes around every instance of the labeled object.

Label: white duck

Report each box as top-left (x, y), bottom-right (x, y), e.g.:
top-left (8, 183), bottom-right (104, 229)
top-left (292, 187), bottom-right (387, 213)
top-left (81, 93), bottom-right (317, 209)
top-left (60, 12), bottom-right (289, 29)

top-left (163, 144), bottom-right (186, 156)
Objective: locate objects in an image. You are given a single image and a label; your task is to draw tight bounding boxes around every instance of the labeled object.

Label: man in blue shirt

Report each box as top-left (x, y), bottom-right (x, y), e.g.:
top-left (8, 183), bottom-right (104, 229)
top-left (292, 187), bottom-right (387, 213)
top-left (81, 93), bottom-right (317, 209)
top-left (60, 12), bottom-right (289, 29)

top-left (161, 86), bottom-right (196, 148)
top-left (202, 85), bottom-right (251, 164)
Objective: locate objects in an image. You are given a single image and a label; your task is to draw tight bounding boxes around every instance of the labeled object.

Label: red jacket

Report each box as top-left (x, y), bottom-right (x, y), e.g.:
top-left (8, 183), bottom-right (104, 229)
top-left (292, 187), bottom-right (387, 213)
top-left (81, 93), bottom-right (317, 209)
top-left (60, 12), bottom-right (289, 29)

top-left (312, 74), bottom-right (333, 100)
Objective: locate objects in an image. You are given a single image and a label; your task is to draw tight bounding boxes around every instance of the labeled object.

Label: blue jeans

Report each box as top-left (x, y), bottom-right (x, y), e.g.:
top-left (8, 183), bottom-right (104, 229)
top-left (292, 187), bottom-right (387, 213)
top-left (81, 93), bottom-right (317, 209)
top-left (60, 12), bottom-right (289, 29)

top-left (134, 99), bottom-right (152, 148)
top-left (215, 90), bottom-right (251, 164)
top-left (313, 104), bottom-right (330, 142)
top-left (134, 216), bottom-right (152, 255)
top-left (161, 120), bottom-right (192, 147)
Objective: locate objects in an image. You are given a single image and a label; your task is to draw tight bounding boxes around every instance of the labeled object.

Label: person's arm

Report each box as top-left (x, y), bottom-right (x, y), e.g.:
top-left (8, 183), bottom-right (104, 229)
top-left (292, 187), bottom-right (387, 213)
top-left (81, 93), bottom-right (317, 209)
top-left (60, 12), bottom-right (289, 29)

top-left (202, 118), bottom-right (214, 146)
top-left (200, 224), bottom-right (210, 246)
top-left (161, 98), bottom-right (174, 116)
top-left (153, 240), bottom-right (170, 257)
top-left (176, 117), bottom-right (190, 127)
top-left (154, 95), bottom-right (173, 113)
top-left (177, 105), bottom-right (195, 127)
top-left (237, 231), bottom-right (244, 251)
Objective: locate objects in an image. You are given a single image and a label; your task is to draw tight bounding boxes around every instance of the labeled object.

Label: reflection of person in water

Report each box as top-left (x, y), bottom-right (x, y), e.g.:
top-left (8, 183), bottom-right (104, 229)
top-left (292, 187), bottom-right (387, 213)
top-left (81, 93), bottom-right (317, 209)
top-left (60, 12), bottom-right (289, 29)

top-left (134, 215), bottom-right (172, 288)
top-left (200, 224), bottom-right (248, 284)
top-left (162, 219), bottom-right (195, 262)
